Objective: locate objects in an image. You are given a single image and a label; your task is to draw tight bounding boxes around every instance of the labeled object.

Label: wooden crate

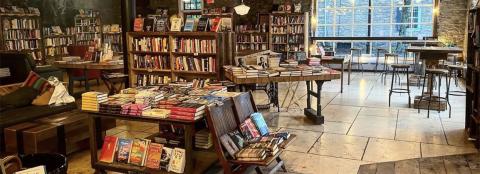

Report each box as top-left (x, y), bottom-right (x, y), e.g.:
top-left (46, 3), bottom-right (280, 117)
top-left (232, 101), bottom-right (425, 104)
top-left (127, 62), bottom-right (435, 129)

top-left (4, 122), bottom-right (39, 154)
top-left (22, 124), bottom-right (59, 154)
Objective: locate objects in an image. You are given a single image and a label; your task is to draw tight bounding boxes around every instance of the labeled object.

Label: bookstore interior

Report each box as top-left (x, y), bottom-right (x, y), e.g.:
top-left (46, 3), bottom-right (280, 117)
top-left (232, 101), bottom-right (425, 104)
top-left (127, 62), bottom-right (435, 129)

top-left (0, 0), bottom-right (479, 173)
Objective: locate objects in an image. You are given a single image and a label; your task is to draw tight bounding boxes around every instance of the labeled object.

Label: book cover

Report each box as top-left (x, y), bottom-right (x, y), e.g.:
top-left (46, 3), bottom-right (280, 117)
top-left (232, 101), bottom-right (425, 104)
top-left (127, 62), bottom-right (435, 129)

top-left (250, 112), bottom-right (269, 136)
top-left (14, 165), bottom-right (46, 174)
top-left (160, 147), bottom-right (173, 170)
top-left (170, 103), bottom-right (205, 113)
top-left (219, 134), bottom-right (240, 157)
top-left (170, 18), bottom-right (182, 32)
top-left (155, 18), bottom-right (168, 32)
top-left (196, 17), bottom-right (208, 32)
top-left (168, 148), bottom-right (186, 173)
top-left (99, 136), bottom-right (118, 163)
top-left (220, 18), bottom-right (232, 31)
top-left (134, 18), bottom-right (144, 32)
top-left (244, 118), bottom-right (261, 138)
top-left (116, 138), bottom-right (133, 163)
top-left (143, 18), bottom-right (155, 31)
top-left (183, 18), bottom-right (195, 32)
top-left (128, 139), bottom-right (150, 166)
top-left (239, 122), bottom-right (253, 140)
top-left (170, 110), bottom-right (205, 117)
top-left (145, 143), bottom-right (163, 169)
top-left (209, 17), bottom-right (221, 32)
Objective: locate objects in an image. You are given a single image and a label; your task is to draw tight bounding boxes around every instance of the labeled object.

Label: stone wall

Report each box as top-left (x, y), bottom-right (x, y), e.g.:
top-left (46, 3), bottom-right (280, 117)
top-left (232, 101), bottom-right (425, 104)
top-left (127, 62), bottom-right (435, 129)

top-left (437, 0), bottom-right (468, 49)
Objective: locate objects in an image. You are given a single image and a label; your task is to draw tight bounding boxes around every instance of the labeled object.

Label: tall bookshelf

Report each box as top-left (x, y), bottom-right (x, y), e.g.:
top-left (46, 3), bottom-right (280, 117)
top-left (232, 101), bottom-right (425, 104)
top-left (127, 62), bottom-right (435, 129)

top-left (74, 12), bottom-right (102, 46)
top-left (103, 24), bottom-right (122, 54)
top-left (236, 31), bottom-right (269, 52)
top-left (269, 12), bottom-right (309, 61)
top-left (0, 10), bottom-right (44, 64)
top-left (466, 5), bottom-right (480, 146)
top-left (43, 26), bottom-right (75, 64)
top-left (127, 32), bottom-right (233, 87)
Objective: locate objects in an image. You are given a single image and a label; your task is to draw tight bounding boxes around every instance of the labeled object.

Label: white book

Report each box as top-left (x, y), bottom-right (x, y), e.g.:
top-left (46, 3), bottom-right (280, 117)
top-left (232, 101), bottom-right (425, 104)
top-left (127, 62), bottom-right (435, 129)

top-left (14, 166), bottom-right (46, 174)
top-left (168, 148), bottom-right (186, 173)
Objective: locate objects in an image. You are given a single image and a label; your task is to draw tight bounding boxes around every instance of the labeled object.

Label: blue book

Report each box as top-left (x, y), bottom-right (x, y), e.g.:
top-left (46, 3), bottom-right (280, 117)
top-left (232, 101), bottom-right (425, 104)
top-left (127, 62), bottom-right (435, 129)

top-left (116, 138), bottom-right (133, 163)
top-left (250, 112), bottom-right (269, 136)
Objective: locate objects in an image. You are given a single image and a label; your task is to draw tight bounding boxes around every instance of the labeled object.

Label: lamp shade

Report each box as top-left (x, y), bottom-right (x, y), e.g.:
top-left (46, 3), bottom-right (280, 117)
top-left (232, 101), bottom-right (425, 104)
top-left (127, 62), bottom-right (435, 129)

top-left (234, 4), bottom-right (250, 15)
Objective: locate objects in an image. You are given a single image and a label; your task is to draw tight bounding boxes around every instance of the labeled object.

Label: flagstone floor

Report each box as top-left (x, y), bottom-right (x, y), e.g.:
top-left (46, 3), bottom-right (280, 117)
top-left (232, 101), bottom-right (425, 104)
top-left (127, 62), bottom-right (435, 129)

top-left (66, 72), bottom-right (477, 174)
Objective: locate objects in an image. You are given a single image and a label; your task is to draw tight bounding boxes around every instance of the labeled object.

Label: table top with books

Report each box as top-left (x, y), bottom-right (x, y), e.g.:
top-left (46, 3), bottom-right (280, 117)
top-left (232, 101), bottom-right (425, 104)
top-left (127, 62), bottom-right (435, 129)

top-left (224, 62), bottom-right (341, 84)
top-left (54, 60), bottom-right (124, 70)
top-left (82, 83), bottom-right (240, 123)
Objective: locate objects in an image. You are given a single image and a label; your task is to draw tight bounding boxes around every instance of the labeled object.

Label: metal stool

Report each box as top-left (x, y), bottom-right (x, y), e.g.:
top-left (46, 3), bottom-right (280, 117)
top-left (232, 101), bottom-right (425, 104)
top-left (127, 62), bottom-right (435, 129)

top-left (389, 64), bottom-right (411, 107)
top-left (381, 53), bottom-right (399, 83)
top-left (447, 64), bottom-right (466, 97)
top-left (350, 48), bottom-right (364, 73)
top-left (418, 69), bottom-right (452, 118)
top-left (375, 48), bottom-right (388, 73)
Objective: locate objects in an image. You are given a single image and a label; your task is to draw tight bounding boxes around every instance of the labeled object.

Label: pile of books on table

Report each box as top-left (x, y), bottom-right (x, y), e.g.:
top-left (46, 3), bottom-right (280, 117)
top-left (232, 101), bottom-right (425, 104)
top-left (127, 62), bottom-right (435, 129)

top-left (99, 98), bottom-right (133, 114)
top-left (307, 57), bottom-right (321, 66)
top-left (279, 60), bottom-right (298, 67)
top-left (195, 129), bottom-right (213, 149)
top-left (135, 91), bottom-right (163, 106)
top-left (82, 92), bottom-right (108, 112)
top-left (99, 136), bottom-right (186, 173)
top-left (290, 69), bottom-right (302, 76)
top-left (121, 103), bottom-right (151, 116)
top-left (169, 103), bottom-right (206, 121)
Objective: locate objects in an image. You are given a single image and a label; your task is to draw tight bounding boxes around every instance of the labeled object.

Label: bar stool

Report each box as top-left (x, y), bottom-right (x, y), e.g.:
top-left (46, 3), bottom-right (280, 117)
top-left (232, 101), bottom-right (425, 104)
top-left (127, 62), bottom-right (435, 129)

top-left (375, 48), bottom-right (388, 73)
top-left (381, 53), bottom-right (400, 83)
top-left (418, 69), bottom-right (452, 118)
top-left (350, 48), bottom-right (364, 73)
top-left (389, 64), bottom-right (411, 107)
top-left (447, 64), bottom-right (466, 97)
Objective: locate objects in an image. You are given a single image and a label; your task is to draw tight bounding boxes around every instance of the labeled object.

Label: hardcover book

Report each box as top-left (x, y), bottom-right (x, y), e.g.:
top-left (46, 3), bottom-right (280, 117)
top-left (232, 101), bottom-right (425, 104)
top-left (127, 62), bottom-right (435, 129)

top-left (129, 139), bottom-right (150, 166)
top-left (145, 143), bottom-right (163, 169)
top-left (168, 148), bottom-right (186, 173)
top-left (250, 112), bottom-right (269, 136)
top-left (183, 18), bottom-right (195, 32)
top-left (160, 147), bottom-right (173, 170)
top-left (244, 118), bottom-right (261, 138)
top-left (134, 18), bottom-right (144, 32)
top-left (155, 18), bottom-right (168, 32)
top-left (196, 17), bottom-right (208, 31)
top-left (99, 136), bottom-right (118, 163)
top-left (170, 18), bottom-right (182, 32)
top-left (239, 122), bottom-right (253, 140)
top-left (116, 138), bottom-right (133, 163)
top-left (143, 18), bottom-right (155, 32)
top-left (14, 166), bottom-right (46, 174)
top-left (170, 103), bottom-right (205, 113)
top-left (209, 17), bottom-right (221, 32)
top-left (219, 134), bottom-right (240, 157)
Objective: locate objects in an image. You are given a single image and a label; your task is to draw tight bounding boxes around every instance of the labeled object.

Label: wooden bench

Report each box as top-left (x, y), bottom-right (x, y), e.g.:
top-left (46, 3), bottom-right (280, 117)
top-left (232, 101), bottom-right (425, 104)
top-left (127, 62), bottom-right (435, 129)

top-left (206, 98), bottom-right (287, 174)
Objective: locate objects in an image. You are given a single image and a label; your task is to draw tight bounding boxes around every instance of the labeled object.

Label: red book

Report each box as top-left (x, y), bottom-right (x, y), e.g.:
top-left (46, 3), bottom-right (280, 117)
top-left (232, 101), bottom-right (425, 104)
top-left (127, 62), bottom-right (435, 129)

top-left (210, 18), bottom-right (221, 32)
top-left (170, 110), bottom-right (205, 117)
top-left (134, 18), bottom-right (144, 32)
top-left (145, 143), bottom-right (163, 169)
top-left (99, 136), bottom-right (118, 163)
top-left (170, 103), bottom-right (205, 113)
top-left (169, 114), bottom-right (197, 120)
top-left (244, 118), bottom-right (261, 138)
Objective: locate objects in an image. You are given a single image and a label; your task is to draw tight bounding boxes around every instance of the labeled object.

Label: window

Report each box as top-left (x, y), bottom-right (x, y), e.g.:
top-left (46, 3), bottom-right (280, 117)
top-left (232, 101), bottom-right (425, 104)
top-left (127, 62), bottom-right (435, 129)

top-left (182, 0), bottom-right (202, 11)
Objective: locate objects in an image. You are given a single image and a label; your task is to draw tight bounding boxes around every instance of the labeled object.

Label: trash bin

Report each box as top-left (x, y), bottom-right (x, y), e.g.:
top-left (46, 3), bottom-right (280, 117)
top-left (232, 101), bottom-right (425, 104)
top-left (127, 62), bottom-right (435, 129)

top-left (19, 153), bottom-right (68, 174)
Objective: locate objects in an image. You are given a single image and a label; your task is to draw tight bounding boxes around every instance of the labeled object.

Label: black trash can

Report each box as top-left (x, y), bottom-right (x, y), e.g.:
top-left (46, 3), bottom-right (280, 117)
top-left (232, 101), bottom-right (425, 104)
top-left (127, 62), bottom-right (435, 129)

top-left (19, 153), bottom-right (68, 174)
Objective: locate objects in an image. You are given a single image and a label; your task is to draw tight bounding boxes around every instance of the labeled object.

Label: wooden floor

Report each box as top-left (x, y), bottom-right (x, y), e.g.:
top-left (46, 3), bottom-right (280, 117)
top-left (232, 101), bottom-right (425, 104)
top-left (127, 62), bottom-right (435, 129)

top-left (357, 153), bottom-right (480, 174)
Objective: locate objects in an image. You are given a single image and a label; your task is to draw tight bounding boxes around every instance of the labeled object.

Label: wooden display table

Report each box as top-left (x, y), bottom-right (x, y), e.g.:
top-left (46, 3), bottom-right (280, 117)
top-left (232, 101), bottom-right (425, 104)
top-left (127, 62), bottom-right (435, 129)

top-left (319, 55), bottom-right (352, 93)
top-left (225, 68), bottom-right (341, 125)
top-left (53, 62), bottom-right (125, 95)
top-left (86, 112), bottom-right (217, 174)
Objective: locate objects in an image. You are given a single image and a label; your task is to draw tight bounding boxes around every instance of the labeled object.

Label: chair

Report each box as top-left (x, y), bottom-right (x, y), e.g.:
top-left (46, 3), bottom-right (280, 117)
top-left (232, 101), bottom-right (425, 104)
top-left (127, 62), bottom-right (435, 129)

top-left (389, 64), bottom-right (411, 108)
top-left (447, 65), bottom-right (466, 97)
top-left (66, 46), bottom-right (101, 88)
top-left (350, 48), bottom-right (364, 73)
top-left (232, 92), bottom-right (258, 125)
top-left (1, 155), bottom-right (22, 174)
top-left (206, 99), bottom-right (287, 174)
top-left (418, 69), bottom-right (452, 118)
top-left (381, 53), bottom-right (399, 84)
top-left (374, 48), bottom-right (388, 73)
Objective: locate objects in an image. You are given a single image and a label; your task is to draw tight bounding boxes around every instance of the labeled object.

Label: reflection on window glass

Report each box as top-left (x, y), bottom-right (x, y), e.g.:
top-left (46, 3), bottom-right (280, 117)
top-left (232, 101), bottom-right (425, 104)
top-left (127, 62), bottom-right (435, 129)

top-left (183, 0), bottom-right (202, 10)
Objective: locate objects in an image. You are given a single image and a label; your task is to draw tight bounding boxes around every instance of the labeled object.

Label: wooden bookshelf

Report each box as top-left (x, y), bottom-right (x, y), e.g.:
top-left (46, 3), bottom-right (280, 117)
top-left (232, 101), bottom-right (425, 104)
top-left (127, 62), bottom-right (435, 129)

top-left (235, 31), bottom-right (269, 52)
top-left (0, 9), bottom-right (44, 64)
top-left (466, 5), bottom-right (480, 147)
top-left (127, 32), bottom-right (234, 87)
top-left (43, 26), bottom-right (75, 64)
top-left (269, 12), bottom-right (309, 61)
top-left (74, 11), bottom-right (102, 46)
top-left (103, 24), bottom-right (122, 54)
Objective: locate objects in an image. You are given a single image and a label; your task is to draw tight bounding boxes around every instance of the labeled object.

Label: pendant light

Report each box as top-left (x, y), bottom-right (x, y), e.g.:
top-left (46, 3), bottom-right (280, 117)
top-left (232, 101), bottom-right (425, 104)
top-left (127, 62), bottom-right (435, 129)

top-left (234, 0), bottom-right (250, 15)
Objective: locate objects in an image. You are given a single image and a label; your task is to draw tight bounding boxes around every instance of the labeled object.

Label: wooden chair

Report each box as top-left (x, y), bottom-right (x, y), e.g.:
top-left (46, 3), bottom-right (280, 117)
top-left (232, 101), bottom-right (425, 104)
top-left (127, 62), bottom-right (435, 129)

top-left (0, 155), bottom-right (22, 174)
top-left (206, 99), bottom-right (287, 174)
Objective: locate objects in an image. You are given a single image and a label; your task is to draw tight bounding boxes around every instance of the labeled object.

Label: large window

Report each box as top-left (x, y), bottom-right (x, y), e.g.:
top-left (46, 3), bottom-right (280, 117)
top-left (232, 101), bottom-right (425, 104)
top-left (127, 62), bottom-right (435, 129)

top-left (182, 0), bottom-right (202, 11)
top-left (316, 0), bottom-right (434, 38)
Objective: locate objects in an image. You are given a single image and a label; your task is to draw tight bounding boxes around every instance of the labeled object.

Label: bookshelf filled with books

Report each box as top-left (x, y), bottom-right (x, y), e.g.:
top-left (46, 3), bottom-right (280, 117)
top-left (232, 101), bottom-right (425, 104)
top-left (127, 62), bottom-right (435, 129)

top-left (127, 32), bottom-right (234, 87)
top-left (466, 5), bottom-right (480, 147)
top-left (269, 12), bottom-right (309, 61)
top-left (0, 7), bottom-right (44, 64)
top-left (236, 31), bottom-right (269, 52)
top-left (43, 26), bottom-right (75, 64)
top-left (103, 24), bottom-right (122, 54)
top-left (74, 10), bottom-right (102, 46)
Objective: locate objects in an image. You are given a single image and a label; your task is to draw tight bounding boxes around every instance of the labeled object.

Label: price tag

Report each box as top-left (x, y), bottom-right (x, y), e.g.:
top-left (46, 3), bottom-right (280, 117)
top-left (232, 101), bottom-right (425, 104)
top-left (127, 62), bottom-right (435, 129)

top-left (194, 53), bottom-right (199, 56)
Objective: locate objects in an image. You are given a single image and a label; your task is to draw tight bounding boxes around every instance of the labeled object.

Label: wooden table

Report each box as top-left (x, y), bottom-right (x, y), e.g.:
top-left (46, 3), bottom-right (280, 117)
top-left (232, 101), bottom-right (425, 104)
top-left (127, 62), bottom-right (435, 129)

top-left (86, 112), bottom-right (217, 174)
top-left (320, 55), bottom-right (352, 93)
top-left (53, 63), bottom-right (124, 95)
top-left (225, 69), bottom-right (341, 124)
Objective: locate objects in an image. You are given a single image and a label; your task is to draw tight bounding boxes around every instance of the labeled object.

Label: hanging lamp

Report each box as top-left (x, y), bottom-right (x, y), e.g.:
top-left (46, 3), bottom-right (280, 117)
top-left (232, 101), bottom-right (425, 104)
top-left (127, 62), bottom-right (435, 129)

top-left (234, 0), bottom-right (250, 15)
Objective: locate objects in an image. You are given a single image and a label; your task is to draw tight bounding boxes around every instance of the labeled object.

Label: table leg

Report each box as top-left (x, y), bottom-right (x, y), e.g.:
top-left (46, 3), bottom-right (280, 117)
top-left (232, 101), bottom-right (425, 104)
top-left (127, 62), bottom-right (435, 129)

top-left (304, 80), bottom-right (325, 125)
top-left (268, 82), bottom-right (279, 112)
top-left (88, 116), bottom-right (102, 169)
top-left (348, 59), bottom-right (352, 85)
top-left (67, 70), bottom-right (74, 95)
top-left (184, 124), bottom-right (194, 174)
top-left (341, 62), bottom-right (344, 93)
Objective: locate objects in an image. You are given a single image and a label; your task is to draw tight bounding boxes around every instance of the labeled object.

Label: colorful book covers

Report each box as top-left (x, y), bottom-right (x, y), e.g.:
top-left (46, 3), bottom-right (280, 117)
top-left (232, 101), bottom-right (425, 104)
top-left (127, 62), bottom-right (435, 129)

top-left (128, 139), bottom-right (150, 166)
top-left (168, 148), bottom-right (186, 173)
top-left (250, 112), bottom-right (269, 136)
top-left (116, 138), bottom-right (133, 164)
top-left (99, 136), bottom-right (118, 163)
top-left (145, 143), bottom-right (163, 169)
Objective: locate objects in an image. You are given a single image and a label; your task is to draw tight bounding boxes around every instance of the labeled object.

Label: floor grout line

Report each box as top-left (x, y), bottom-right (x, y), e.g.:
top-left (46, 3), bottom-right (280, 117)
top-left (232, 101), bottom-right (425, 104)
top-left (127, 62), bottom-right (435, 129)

top-left (361, 137), bottom-right (371, 161)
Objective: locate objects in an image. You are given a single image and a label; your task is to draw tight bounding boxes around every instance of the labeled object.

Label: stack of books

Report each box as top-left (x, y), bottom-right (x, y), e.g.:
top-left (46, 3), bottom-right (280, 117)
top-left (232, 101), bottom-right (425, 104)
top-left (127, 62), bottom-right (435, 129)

top-left (307, 57), bottom-right (321, 66)
top-left (290, 69), bottom-right (302, 76)
top-left (121, 103), bottom-right (151, 116)
top-left (279, 60), bottom-right (298, 67)
top-left (279, 71), bottom-right (291, 77)
top-left (99, 98), bottom-right (133, 114)
top-left (302, 69), bottom-right (313, 76)
top-left (245, 68), bottom-right (259, 78)
top-left (195, 129), bottom-right (213, 149)
top-left (258, 70), bottom-right (269, 77)
top-left (135, 91), bottom-right (163, 106)
top-left (235, 146), bottom-right (267, 161)
top-left (142, 108), bottom-right (171, 118)
top-left (82, 92), bottom-right (108, 112)
top-left (169, 103), bottom-right (206, 120)
top-left (0, 68), bottom-right (10, 78)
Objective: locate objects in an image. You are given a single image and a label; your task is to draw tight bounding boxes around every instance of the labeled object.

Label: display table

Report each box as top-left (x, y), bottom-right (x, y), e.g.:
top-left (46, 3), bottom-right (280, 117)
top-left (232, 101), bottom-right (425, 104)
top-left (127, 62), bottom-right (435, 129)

top-left (86, 111), bottom-right (217, 174)
top-left (320, 55), bottom-right (352, 93)
top-left (53, 62), bottom-right (125, 95)
top-left (225, 68), bottom-right (341, 125)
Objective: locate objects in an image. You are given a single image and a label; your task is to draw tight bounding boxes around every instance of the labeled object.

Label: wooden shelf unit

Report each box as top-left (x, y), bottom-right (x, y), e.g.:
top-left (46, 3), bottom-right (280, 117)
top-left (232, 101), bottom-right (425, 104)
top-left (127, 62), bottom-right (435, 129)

top-left (103, 31), bottom-right (122, 54)
top-left (127, 31), bottom-right (234, 87)
top-left (0, 11), bottom-right (44, 64)
top-left (269, 12), bottom-right (309, 61)
top-left (74, 12), bottom-right (102, 46)
top-left (43, 27), bottom-right (75, 64)
top-left (235, 31), bottom-right (270, 52)
top-left (466, 6), bottom-right (480, 148)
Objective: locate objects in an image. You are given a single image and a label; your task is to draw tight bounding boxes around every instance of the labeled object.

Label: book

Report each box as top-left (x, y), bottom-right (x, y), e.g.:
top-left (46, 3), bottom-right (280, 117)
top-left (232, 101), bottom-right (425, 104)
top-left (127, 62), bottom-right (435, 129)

top-left (244, 118), bottom-right (261, 138)
top-left (134, 18), bottom-right (144, 31)
top-left (209, 17), bottom-right (221, 32)
top-left (170, 18), bottom-right (182, 31)
top-left (116, 138), bottom-right (133, 163)
top-left (183, 18), bottom-right (195, 32)
top-left (250, 112), bottom-right (269, 136)
top-left (168, 148), bottom-right (186, 173)
top-left (219, 134), bottom-right (240, 157)
top-left (196, 17), bottom-right (208, 31)
top-left (228, 130), bottom-right (245, 149)
top-left (14, 166), bottom-right (46, 174)
top-left (160, 147), bottom-right (173, 170)
top-left (239, 122), bottom-right (253, 140)
top-left (155, 17), bottom-right (168, 32)
top-left (99, 136), bottom-right (118, 163)
top-left (129, 139), bottom-right (150, 166)
top-left (143, 18), bottom-right (155, 32)
top-left (220, 18), bottom-right (232, 31)
top-left (170, 103), bottom-right (205, 113)
top-left (145, 143), bottom-right (163, 169)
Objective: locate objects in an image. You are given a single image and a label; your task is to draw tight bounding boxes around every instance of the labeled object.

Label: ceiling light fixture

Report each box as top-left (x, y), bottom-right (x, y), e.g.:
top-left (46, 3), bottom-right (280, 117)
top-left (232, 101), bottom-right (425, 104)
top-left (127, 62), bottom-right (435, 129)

top-left (234, 0), bottom-right (250, 15)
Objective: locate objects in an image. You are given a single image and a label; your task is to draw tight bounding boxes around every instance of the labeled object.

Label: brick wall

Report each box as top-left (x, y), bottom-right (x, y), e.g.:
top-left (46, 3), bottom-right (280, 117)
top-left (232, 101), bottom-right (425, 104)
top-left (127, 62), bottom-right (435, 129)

top-left (437, 0), bottom-right (468, 49)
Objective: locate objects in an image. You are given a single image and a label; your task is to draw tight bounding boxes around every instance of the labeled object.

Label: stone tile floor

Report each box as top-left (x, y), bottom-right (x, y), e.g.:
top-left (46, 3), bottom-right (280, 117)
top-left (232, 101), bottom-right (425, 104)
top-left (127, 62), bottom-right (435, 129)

top-left (67, 72), bottom-right (478, 173)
